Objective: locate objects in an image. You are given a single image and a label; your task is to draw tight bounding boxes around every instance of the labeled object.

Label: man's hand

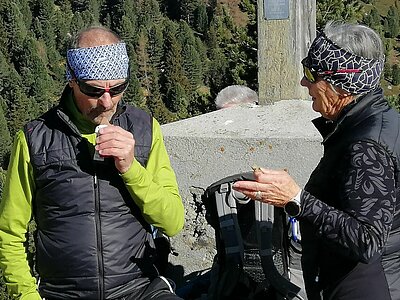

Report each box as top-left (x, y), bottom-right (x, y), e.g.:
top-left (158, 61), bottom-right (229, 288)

top-left (95, 125), bottom-right (135, 173)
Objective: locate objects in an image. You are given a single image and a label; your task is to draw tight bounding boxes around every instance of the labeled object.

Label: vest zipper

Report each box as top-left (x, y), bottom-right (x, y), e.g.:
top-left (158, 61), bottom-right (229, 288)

top-left (94, 173), bottom-right (105, 300)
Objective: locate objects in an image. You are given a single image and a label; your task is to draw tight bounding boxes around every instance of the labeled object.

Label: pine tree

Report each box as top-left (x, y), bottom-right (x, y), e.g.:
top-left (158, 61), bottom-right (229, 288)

top-left (384, 61), bottom-right (392, 82)
top-left (71, 0), bottom-right (89, 12)
top-left (53, 0), bottom-right (74, 54)
top-left (147, 91), bottom-right (177, 124)
top-left (102, 0), bottom-right (125, 33)
top-left (363, 7), bottom-right (382, 35)
top-left (177, 0), bottom-right (200, 24)
top-left (136, 28), bottom-right (153, 109)
top-left (70, 12), bottom-right (86, 35)
top-left (2, 1), bottom-right (28, 59)
top-left (88, 0), bottom-right (101, 22)
top-left (0, 20), bottom-right (8, 56)
top-left (18, 35), bottom-right (55, 115)
top-left (148, 23), bottom-right (164, 72)
top-left (316, 0), bottom-right (362, 28)
top-left (115, 1), bottom-right (138, 45)
top-left (162, 20), bottom-right (190, 117)
top-left (18, 0), bottom-right (32, 30)
top-left (385, 6), bottom-right (400, 38)
top-left (0, 100), bottom-right (12, 167)
top-left (32, 0), bottom-right (55, 23)
top-left (392, 64), bottom-right (400, 85)
top-left (137, 0), bottom-right (163, 30)
top-left (206, 13), bottom-right (229, 95)
top-left (178, 21), bottom-right (203, 89)
top-left (194, 3), bottom-right (208, 34)
top-left (7, 87), bottom-right (34, 137)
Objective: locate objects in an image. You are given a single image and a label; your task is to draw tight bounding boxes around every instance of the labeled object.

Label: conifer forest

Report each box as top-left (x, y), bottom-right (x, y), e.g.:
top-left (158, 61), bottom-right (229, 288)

top-left (0, 0), bottom-right (399, 298)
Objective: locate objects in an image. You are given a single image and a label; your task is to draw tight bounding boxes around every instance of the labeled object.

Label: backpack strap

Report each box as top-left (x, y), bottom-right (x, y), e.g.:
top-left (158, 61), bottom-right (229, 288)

top-left (255, 201), bottom-right (301, 299)
top-left (215, 183), bottom-right (244, 263)
top-left (211, 182), bottom-right (246, 298)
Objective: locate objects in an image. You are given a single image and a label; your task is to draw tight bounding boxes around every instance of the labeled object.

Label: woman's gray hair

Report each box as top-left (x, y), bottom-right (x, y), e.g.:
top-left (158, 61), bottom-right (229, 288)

top-left (323, 21), bottom-right (384, 60)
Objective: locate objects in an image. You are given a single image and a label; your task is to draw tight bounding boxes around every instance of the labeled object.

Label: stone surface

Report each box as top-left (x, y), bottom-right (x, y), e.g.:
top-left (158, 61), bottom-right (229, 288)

top-left (160, 100), bottom-right (323, 286)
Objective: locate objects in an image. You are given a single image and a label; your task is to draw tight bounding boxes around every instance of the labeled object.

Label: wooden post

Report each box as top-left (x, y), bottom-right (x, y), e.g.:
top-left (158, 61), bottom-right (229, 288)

top-left (258, 0), bottom-right (316, 104)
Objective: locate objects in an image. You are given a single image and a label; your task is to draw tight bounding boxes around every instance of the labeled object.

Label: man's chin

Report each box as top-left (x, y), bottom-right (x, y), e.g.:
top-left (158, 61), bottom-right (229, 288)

top-left (90, 114), bottom-right (113, 125)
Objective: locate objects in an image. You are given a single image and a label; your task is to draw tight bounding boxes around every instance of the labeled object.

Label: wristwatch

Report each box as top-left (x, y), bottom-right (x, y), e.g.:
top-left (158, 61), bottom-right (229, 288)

top-left (284, 190), bottom-right (302, 217)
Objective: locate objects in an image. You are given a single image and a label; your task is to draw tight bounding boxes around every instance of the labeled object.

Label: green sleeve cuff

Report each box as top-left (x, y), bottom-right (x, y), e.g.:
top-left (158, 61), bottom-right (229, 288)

top-left (120, 159), bottom-right (144, 182)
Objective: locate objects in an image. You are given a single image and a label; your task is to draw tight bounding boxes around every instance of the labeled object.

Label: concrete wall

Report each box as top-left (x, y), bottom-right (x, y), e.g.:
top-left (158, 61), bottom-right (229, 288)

top-left (161, 100), bottom-right (323, 285)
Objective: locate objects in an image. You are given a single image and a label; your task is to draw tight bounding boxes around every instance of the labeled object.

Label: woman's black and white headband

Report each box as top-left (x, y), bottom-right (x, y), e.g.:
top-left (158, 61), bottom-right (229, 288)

top-left (303, 31), bottom-right (384, 95)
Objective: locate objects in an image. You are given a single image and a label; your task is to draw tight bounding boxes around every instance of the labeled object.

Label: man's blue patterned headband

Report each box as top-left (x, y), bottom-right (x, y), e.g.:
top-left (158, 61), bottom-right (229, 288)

top-left (66, 42), bottom-right (129, 81)
top-left (303, 31), bottom-right (384, 95)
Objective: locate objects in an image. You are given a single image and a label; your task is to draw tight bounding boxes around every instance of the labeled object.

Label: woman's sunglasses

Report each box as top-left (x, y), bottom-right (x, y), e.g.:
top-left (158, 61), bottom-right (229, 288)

top-left (303, 65), bottom-right (361, 84)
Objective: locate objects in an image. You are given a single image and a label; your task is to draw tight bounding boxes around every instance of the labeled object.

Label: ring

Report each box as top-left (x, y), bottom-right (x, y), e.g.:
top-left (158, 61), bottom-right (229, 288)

top-left (255, 190), bottom-right (262, 200)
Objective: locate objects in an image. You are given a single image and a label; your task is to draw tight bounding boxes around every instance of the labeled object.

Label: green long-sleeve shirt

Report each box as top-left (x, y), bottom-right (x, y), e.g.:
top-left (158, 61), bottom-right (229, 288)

top-left (0, 95), bottom-right (184, 299)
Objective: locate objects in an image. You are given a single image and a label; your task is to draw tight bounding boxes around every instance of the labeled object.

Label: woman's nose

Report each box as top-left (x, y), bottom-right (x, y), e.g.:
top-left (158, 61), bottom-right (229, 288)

top-left (300, 77), bottom-right (309, 87)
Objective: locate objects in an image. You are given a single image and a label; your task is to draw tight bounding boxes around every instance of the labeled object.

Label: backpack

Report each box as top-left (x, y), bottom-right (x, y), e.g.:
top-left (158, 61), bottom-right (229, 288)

top-left (201, 172), bottom-right (301, 300)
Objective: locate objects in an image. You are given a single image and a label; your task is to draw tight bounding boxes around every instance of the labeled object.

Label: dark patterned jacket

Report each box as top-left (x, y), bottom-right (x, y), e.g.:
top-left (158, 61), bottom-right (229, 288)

top-left (24, 88), bottom-right (156, 299)
top-left (299, 88), bottom-right (400, 300)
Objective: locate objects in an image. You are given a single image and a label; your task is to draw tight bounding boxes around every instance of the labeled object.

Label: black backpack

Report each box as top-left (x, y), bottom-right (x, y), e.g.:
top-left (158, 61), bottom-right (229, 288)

top-left (201, 172), bottom-right (301, 300)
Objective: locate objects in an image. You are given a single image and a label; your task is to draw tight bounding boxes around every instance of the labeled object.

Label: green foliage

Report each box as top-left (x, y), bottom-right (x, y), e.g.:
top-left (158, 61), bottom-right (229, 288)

top-left (0, 0), bottom-right (262, 143)
top-left (194, 3), bottom-right (208, 33)
top-left (392, 64), bottom-right (400, 85)
top-left (385, 5), bottom-right (400, 37)
top-left (0, 103), bottom-right (11, 167)
top-left (363, 7), bottom-right (382, 34)
top-left (386, 94), bottom-right (400, 110)
top-left (316, 0), bottom-right (363, 28)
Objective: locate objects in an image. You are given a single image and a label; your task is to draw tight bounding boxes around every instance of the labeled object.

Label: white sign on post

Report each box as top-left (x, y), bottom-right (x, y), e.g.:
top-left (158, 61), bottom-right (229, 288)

top-left (264, 0), bottom-right (289, 20)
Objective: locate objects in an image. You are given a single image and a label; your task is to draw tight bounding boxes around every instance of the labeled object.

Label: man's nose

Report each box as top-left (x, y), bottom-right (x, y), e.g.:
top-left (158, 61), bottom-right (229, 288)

top-left (98, 92), bottom-right (113, 110)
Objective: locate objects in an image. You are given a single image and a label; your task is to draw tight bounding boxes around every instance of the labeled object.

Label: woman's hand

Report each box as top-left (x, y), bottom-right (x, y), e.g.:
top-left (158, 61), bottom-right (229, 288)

top-left (232, 167), bottom-right (301, 207)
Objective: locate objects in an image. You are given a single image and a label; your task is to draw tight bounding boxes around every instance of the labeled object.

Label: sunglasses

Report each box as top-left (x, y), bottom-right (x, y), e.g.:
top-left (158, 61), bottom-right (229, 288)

top-left (67, 61), bottom-right (129, 97)
top-left (303, 65), bottom-right (362, 83)
top-left (75, 79), bottom-right (129, 98)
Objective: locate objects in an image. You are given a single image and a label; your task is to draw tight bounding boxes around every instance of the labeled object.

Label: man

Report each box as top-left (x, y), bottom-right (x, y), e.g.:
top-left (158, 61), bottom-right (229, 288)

top-left (0, 26), bottom-right (185, 300)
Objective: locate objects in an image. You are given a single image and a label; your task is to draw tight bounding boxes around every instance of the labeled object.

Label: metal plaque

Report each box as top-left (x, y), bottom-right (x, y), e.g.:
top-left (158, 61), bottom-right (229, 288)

top-left (264, 0), bottom-right (289, 20)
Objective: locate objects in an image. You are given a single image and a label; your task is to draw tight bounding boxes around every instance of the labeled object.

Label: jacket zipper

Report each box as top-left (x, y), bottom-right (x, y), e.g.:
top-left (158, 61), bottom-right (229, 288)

top-left (94, 173), bottom-right (105, 300)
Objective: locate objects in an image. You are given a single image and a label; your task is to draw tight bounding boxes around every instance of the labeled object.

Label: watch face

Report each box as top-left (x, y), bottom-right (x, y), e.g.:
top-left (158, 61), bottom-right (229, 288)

top-left (285, 201), bottom-right (301, 217)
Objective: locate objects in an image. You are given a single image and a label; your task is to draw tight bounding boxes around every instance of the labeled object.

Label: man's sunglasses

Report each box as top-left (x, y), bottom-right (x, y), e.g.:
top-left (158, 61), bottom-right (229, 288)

top-left (303, 65), bottom-right (361, 84)
top-left (67, 61), bottom-right (129, 97)
top-left (75, 79), bottom-right (129, 98)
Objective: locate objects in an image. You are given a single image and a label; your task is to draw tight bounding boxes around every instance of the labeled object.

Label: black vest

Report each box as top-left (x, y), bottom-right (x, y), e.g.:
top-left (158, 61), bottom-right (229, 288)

top-left (303, 88), bottom-right (400, 300)
top-left (24, 89), bottom-right (155, 299)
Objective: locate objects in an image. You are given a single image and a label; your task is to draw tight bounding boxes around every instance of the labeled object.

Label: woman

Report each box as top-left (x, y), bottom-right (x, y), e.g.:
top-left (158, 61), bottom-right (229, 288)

top-left (233, 21), bottom-right (400, 300)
